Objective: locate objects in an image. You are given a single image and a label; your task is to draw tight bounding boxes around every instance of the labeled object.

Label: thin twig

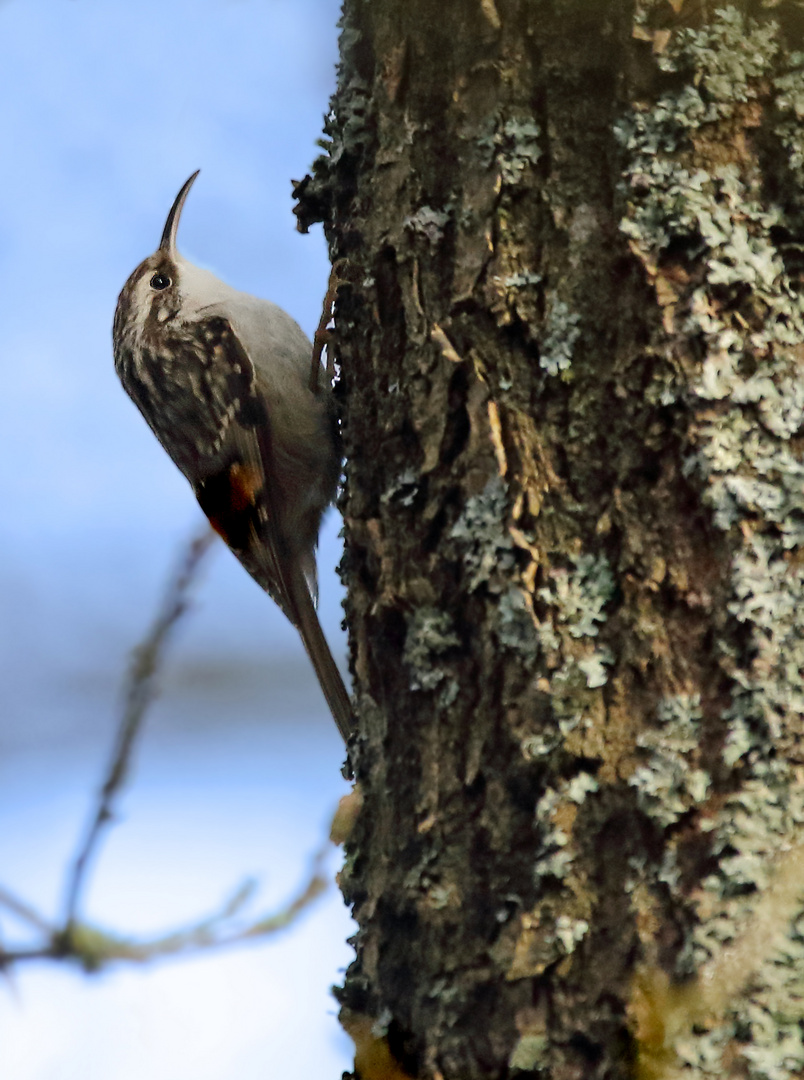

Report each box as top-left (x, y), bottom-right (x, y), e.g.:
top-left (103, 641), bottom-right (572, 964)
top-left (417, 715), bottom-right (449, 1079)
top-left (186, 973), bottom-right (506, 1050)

top-left (0, 523), bottom-right (334, 977)
top-left (63, 525), bottom-right (217, 927)
top-left (0, 886), bottom-right (54, 934)
top-left (0, 843), bottom-right (330, 973)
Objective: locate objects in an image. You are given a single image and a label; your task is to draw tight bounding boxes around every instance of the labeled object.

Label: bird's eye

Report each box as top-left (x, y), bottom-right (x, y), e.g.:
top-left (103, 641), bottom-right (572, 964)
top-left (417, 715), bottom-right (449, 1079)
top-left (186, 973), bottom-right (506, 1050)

top-left (150, 272), bottom-right (171, 290)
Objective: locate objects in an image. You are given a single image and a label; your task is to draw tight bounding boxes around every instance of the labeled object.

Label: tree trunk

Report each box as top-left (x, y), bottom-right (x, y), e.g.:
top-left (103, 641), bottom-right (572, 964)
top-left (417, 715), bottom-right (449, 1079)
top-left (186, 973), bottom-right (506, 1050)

top-left (296, 3), bottom-right (804, 1078)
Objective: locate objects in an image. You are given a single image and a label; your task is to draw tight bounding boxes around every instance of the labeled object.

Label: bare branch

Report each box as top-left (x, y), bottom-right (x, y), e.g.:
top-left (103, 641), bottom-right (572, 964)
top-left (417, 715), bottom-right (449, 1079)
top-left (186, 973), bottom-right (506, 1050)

top-left (63, 525), bottom-right (217, 927)
top-left (0, 845), bottom-right (330, 973)
top-left (0, 524), bottom-right (334, 978)
top-left (0, 886), bottom-right (54, 934)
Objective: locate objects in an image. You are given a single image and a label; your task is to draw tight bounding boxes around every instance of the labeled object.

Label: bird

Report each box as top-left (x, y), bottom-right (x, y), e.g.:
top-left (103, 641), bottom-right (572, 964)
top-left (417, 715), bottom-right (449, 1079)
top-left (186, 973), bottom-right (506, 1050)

top-left (112, 171), bottom-right (353, 743)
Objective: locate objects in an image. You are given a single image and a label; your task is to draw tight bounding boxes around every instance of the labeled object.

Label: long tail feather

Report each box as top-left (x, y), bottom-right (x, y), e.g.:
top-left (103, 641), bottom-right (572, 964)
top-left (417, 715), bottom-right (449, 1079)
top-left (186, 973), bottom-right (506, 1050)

top-left (288, 565), bottom-right (354, 743)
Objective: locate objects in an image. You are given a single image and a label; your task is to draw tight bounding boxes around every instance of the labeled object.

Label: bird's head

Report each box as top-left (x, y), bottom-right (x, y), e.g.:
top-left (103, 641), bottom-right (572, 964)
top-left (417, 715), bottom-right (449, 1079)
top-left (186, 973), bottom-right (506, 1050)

top-left (113, 170), bottom-right (200, 346)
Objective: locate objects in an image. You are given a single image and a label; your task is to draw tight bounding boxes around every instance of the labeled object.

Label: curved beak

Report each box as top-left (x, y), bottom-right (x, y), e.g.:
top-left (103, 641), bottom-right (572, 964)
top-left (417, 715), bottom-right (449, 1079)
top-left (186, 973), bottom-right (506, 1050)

top-left (159, 170), bottom-right (200, 255)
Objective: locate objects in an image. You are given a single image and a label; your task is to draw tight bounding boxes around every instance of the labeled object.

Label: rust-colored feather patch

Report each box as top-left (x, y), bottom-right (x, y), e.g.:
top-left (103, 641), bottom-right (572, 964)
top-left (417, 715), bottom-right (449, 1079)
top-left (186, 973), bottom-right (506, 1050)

top-left (197, 461), bottom-right (265, 550)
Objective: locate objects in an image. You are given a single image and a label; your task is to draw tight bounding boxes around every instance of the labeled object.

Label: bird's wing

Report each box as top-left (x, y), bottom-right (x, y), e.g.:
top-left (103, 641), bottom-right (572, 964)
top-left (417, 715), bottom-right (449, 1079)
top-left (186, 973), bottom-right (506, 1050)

top-left (188, 316), bottom-right (353, 742)
top-left (186, 314), bottom-right (297, 620)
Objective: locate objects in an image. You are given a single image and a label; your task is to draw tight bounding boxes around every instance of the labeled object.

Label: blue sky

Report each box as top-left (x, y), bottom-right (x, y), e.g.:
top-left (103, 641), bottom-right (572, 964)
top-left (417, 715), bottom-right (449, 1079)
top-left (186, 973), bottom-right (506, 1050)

top-left (0, 0), bottom-right (340, 539)
top-left (0, 0), bottom-right (350, 674)
top-left (0, 2), bottom-right (354, 1077)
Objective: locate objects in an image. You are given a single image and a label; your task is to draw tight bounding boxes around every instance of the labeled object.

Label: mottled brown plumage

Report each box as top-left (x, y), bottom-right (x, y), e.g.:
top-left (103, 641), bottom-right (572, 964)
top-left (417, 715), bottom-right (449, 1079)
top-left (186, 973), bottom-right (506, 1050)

top-left (113, 172), bottom-right (353, 742)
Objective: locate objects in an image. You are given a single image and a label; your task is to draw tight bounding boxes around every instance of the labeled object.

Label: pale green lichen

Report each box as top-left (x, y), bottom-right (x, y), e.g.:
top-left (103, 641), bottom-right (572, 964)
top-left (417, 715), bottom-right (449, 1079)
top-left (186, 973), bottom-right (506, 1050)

top-left (403, 607), bottom-right (460, 705)
top-left (521, 730), bottom-right (560, 762)
top-left (534, 773), bottom-right (598, 884)
top-left (508, 1033), bottom-right (549, 1072)
top-left (726, 539), bottom-right (804, 734)
top-left (538, 553), bottom-right (615, 639)
top-left (527, 552), bottom-right (615, 765)
top-left (496, 118), bottom-right (542, 186)
top-left (699, 767), bottom-right (804, 915)
top-left (371, 1007), bottom-right (393, 1039)
top-left (554, 914), bottom-right (590, 955)
top-left (629, 695), bottom-right (709, 829)
top-left (773, 51), bottom-right (804, 177)
top-left (577, 646), bottom-right (614, 689)
top-left (654, 7), bottom-right (779, 101)
top-left (648, 776), bottom-right (804, 1079)
top-left (404, 205), bottom-right (451, 246)
top-left (306, 11), bottom-right (372, 189)
top-left (382, 467), bottom-right (420, 507)
top-left (539, 298), bottom-right (581, 377)
top-left (534, 784), bottom-right (574, 882)
top-left (619, 8), bottom-right (804, 1078)
top-left (449, 476), bottom-right (516, 591)
top-left (426, 882), bottom-right (458, 910)
top-left (548, 661), bottom-right (602, 728)
top-left (497, 585), bottom-right (540, 659)
top-left (504, 270), bottom-right (542, 289)
top-left (566, 772), bottom-right (599, 805)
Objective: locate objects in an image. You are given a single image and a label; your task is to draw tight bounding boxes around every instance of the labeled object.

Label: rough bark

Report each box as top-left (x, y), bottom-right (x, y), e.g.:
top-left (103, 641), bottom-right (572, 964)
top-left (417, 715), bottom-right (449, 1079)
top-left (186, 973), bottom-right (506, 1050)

top-left (296, 3), bottom-right (804, 1078)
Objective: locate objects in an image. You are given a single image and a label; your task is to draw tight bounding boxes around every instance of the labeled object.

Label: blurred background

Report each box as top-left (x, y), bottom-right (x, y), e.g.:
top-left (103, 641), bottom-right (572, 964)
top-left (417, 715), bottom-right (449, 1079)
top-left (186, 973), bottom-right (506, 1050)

top-left (0, 0), bottom-right (355, 1076)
